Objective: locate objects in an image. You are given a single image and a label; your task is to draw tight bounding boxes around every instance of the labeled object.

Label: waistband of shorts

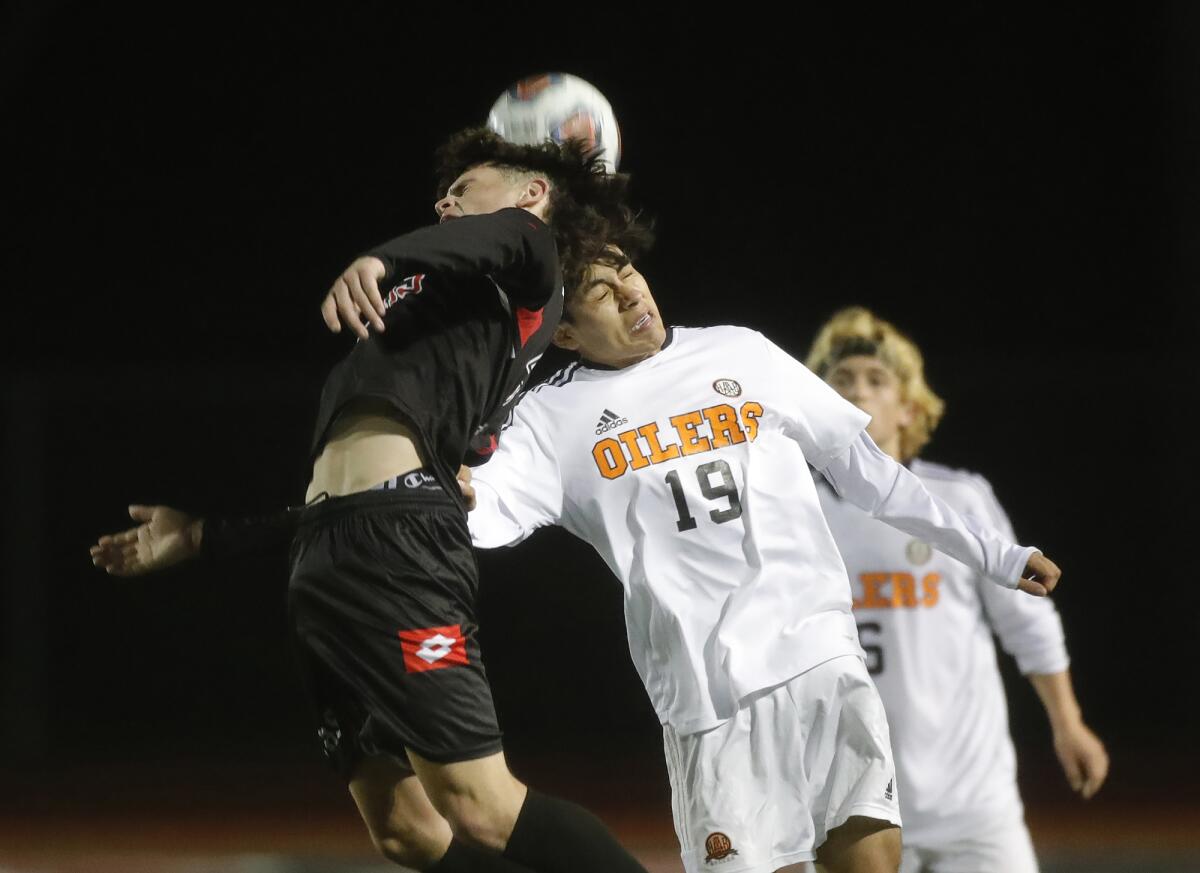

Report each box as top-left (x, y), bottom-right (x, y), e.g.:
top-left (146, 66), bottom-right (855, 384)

top-left (300, 477), bottom-right (460, 524)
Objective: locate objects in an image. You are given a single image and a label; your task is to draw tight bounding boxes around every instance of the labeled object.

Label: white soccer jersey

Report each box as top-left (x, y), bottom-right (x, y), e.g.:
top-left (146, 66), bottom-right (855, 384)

top-left (816, 460), bottom-right (1069, 848)
top-left (470, 326), bottom-right (872, 733)
top-left (469, 325), bottom-right (1038, 738)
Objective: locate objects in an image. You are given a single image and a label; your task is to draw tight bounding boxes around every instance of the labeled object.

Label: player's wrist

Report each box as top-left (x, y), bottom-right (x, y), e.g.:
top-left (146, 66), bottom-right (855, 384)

top-left (1048, 706), bottom-right (1085, 736)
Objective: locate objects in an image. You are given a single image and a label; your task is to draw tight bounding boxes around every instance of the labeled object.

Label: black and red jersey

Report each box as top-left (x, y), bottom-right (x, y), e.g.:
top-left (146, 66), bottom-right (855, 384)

top-left (310, 207), bottom-right (562, 499)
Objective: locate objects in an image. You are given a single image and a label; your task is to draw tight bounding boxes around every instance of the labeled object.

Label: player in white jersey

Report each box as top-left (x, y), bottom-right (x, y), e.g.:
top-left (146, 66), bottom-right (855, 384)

top-left (458, 248), bottom-right (1062, 873)
top-left (804, 307), bottom-right (1108, 873)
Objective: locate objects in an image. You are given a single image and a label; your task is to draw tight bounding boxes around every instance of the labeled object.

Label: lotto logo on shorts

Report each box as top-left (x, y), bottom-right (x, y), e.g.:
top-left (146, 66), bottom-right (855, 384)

top-left (398, 625), bottom-right (469, 673)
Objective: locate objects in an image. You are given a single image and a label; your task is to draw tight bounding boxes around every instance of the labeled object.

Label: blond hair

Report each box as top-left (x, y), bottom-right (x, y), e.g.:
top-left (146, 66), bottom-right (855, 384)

top-left (805, 306), bottom-right (945, 461)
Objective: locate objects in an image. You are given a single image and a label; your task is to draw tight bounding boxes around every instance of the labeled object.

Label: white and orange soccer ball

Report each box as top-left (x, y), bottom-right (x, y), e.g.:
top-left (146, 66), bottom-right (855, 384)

top-left (487, 73), bottom-right (621, 173)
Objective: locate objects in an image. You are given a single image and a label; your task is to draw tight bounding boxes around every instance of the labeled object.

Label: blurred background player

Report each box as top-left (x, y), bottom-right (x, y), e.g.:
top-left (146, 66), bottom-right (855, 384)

top-left (806, 306), bottom-right (1109, 873)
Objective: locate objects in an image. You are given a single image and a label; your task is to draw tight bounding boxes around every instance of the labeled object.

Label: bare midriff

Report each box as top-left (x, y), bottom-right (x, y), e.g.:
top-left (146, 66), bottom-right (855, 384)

top-left (305, 399), bottom-right (426, 501)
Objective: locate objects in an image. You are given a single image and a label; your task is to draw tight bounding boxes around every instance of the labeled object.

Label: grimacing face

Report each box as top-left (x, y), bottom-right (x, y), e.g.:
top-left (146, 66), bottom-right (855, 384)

top-left (554, 253), bottom-right (667, 369)
top-left (825, 354), bottom-right (914, 458)
top-left (434, 164), bottom-right (548, 223)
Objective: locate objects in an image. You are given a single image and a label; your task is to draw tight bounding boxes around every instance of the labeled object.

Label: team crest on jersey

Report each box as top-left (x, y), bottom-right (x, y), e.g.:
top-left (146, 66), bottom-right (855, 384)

top-left (712, 378), bottom-right (742, 398)
top-left (383, 274), bottom-right (426, 310)
top-left (905, 539), bottom-right (933, 565)
top-left (704, 832), bottom-right (739, 863)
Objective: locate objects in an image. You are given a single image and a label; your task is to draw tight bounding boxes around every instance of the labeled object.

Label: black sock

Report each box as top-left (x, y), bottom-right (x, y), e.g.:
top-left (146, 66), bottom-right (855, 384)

top-left (426, 836), bottom-right (535, 873)
top-left (502, 789), bottom-right (648, 873)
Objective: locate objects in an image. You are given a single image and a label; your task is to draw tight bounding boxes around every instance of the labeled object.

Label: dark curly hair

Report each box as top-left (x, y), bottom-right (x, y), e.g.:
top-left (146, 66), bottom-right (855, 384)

top-left (434, 127), bottom-right (646, 295)
top-left (560, 219), bottom-right (657, 322)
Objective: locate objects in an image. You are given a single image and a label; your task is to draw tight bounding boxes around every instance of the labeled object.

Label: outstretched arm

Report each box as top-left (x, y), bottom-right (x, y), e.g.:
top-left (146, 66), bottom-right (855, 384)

top-left (818, 433), bottom-right (1060, 596)
top-left (91, 504), bottom-right (301, 575)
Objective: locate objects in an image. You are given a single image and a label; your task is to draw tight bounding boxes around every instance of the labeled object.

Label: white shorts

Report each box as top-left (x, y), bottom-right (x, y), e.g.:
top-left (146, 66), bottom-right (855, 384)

top-left (899, 818), bottom-right (1039, 873)
top-left (662, 654), bottom-right (901, 873)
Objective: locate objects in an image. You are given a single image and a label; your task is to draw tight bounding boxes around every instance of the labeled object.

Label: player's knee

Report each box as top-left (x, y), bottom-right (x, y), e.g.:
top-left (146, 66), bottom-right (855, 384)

top-left (429, 776), bottom-right (525, 852)
top-left (369, 819), bottom-right (447, 869)
top-left (439, 795), bottom-right (518, 852)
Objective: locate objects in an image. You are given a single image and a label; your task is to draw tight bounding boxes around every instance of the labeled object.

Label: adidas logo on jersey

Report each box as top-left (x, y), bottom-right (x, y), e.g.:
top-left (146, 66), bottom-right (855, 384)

top-left (595, 409), bottom-right (629, 434)
top-left (884, 778), bottom-right (895, 801)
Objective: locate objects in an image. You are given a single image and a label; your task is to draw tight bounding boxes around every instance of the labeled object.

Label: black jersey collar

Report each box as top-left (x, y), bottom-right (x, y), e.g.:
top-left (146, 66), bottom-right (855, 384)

top-left (580, 326), bottom-right (676, 371)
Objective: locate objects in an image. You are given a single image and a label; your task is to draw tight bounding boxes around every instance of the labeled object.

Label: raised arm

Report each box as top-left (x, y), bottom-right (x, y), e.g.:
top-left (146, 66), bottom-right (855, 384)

top-left (323, 209), bottom-right (557, 339)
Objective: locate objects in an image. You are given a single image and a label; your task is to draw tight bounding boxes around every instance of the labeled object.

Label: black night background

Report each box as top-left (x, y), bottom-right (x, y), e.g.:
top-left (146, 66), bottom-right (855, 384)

top-left (3, 3), bottom-right (1198, 868)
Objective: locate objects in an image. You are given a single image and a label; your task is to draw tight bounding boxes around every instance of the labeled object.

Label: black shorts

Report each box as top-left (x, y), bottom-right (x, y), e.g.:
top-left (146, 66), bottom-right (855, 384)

top-left (287, 485), bottom-right (502, 777)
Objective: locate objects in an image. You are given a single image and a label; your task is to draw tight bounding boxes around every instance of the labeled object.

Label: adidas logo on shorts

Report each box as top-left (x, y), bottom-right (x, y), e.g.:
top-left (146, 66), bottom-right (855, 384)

top-left (594, 408), bottom-right (629, 434)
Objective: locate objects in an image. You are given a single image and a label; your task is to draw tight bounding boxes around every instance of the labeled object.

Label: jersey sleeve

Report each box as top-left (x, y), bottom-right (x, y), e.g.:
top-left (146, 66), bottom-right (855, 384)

top-left (467, 394), bottom-right (565, 549)
top-left (367, 208), bottom-right (559, 308)
top-left (819, 433), bottom-right (1039, 588)
top-left (969, 474), bottom-right (1071, 674)
top-left (200, 506), bottom-right (302, 563)
top-left (759, 333), bottom-right (871, 469)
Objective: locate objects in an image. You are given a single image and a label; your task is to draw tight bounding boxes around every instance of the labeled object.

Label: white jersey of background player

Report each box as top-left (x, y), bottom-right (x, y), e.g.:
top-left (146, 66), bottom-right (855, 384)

top-left (464, 249), bottom-right (1061, 873)
top-left (804, 308), bottom-right (1108, 873)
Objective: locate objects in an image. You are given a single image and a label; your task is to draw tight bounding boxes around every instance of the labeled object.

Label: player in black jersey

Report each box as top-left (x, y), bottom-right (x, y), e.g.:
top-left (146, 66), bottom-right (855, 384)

top-left (91, 128), bottom-right (650, 873)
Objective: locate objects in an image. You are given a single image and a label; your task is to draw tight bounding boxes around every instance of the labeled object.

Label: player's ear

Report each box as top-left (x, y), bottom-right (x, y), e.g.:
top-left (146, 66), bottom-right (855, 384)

top-left (552, 320), bottom-right (580, 351)
top-left (516, 177), bottom-right (551, 213)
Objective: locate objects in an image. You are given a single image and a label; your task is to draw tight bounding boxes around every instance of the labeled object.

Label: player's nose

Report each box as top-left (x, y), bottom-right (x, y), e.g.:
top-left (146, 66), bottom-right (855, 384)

top-left (434, 195), bottom-right (455, 218)
top-left (844, 378), bottom-right (868, 402)
top-left (616, 282), bottom-right (642, 307)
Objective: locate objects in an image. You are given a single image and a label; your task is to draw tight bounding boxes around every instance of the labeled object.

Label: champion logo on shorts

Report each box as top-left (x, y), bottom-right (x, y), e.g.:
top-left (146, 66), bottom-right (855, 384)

top-left (704, 832), bottom-right (739, 864)
top-left (398, 625), bottom-right (469, 673)
top-left (402, 470), bottom-right (439, 490)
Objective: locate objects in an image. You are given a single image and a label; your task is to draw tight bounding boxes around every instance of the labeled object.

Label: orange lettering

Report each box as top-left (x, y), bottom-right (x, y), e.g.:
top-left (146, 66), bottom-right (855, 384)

top-left (703, 404), bottom-right (746, 448)
top-left (921, 573), bottom-right (940, 607)
top-left (858, 573), bottom-right (890, 609)
top-left (740, 401), bottom-right (762, 441)
top-left (592, 438), bottom-right (628, 479)
top-left (617, 430), bottom-right (650, 470)
top-left (670, 411), bottom-right (712, 456)
top-left (638, 422), bottom-right (681, 464)
top-left (891, 573), bottom-right (918, 608)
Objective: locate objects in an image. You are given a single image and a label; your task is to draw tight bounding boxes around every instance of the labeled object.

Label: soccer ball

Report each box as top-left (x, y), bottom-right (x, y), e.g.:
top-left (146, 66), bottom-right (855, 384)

top-left (487, 73), bottom-right (621, 173)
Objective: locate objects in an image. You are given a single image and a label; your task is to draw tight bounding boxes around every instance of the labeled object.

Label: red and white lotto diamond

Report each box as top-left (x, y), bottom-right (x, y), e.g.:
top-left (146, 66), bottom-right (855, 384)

top-left (398, 625), bottom-right (469, 673)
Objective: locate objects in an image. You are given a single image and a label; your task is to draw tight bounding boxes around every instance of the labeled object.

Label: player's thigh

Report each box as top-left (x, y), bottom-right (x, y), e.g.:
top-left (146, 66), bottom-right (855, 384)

top-left (814, 814), bottom-right (901, 873)
top-left (350, 753), bottom-right (453, 866)
top-left (407, 746), bottom-right (528, 850)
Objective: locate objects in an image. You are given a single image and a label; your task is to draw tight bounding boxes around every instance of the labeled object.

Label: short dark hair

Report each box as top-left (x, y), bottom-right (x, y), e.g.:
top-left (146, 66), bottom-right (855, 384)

top-left (435, 126), bottom-right (645, 295)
